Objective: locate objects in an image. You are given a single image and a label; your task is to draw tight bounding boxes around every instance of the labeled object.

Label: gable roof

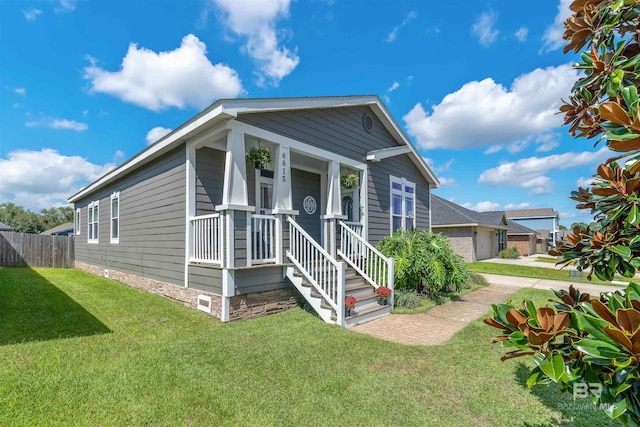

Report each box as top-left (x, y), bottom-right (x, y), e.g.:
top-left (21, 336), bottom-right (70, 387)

top-left (507, 220), bottom-right (540, 236)
top-left (41, 222), bottom-right (74, 235)
top-left (431, 195), bottom-right (509, 230)
top-left (69, 95), bottom-right (439, 203)
top-left (0, 221), bottom-right (13, 231)
top-left (505, 208), bottom-right (559, 219)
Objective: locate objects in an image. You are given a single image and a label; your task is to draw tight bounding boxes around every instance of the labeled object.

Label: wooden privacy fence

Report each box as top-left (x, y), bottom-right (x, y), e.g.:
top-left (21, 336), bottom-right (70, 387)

top-left (0, 232), bottom-right (75, 268)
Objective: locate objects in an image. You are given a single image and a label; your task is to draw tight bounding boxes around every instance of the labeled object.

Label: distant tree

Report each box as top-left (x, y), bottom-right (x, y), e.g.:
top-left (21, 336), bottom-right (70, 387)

top-left (0, 203), bottom-right (43, 233)
top-left (40, 206), bottom-right (74, 230)
top-left (558, 224), bottom-right (567, 230)
top-left (569, 221), bottom-right (588, 229)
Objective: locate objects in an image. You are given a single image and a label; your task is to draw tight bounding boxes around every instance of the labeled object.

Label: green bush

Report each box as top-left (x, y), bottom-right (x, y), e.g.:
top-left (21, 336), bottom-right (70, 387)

top-left (465, 272), bottom-right (488, 288)
top-left (498, 247), bottom-right (519, 259)
top-left (377, 230), bottom-right (469, 295)
top-left (393, 289), bottom-right (422, 309)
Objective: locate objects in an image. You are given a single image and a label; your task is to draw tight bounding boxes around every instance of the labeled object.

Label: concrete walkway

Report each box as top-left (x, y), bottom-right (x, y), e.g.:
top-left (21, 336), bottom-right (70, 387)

top-left (351, 274), bottom-right (626, 346)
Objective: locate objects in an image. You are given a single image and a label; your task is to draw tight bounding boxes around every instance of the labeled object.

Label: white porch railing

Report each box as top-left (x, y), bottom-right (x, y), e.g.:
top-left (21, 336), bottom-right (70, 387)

top-left (337, 220), bottom-right (394, 294)
top-left (251, 214), bottom-right (276, 264)
top-left (190, 214), bottom-right (223, 264)
top-left (343, 221), bottom-right (363, 237)
top-left (287, 216), bottom-right (345, 326)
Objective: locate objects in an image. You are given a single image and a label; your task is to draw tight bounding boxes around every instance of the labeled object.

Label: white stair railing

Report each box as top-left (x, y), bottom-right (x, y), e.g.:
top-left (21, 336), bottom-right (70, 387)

top-left (287, 216), bottom-right (345, 326)
top-left (190, 214), bottom-right (223, 264)
top-left (251, 213), bottom-right (276, 264)
top-left (338, 220), bottom-right (394, 294)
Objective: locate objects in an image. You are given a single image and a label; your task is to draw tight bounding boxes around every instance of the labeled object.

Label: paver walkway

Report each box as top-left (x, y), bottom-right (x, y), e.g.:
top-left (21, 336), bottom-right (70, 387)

top-left (352, 273), bottom-right (626, 346)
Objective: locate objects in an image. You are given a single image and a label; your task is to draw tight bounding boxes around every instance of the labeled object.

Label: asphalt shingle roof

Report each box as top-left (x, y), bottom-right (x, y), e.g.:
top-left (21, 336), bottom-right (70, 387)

top-left (41, 222), bottom-right (74, 235)
top-left (507, 220), bottom-right (540, 236)
top-left (505, 208), bottom-right (559, 219)
top-left (0, 221), bottom-right (14, 231)
top-left (431, 195), bottom-right (508, 229)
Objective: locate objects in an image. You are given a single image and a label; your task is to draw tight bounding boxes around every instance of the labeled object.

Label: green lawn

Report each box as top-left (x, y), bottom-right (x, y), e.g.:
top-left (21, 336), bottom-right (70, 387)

top-left (0, 268), bottom-right (615, 426)
top-left (467, 261), bottom-right (624, 286)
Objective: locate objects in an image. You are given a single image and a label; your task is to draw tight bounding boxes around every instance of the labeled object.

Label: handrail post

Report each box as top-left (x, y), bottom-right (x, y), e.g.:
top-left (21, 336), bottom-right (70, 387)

top-left (337, 261), bottom-right (346, 327)
top-left (274, 214), bottom-right (283, 264)
top-left (388, 257), bottom-right (395, 309)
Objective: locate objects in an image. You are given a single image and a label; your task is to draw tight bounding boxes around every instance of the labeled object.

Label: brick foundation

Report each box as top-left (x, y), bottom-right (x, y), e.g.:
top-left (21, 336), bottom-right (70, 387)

top-left (229, 288), bottom-right (298, 321)
top-left (75, 261), bottom-right (299, 322)
top-left (75, 261), bottom-right (223, 319)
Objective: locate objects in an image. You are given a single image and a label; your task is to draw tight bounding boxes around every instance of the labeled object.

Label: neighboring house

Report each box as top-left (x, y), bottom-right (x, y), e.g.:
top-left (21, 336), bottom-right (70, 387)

top-left (41, 222), bottom-right (74, 236)
top-left (0, 222), bottom-right (14, 231)
top-left (505, 208), bottom-right (560, 252)
top-left (68, 96), bottom-right (439, 328)
top-left (506, 220), bottom-right (540, 256)
top-left (431, 195), bottom-right (509, 262)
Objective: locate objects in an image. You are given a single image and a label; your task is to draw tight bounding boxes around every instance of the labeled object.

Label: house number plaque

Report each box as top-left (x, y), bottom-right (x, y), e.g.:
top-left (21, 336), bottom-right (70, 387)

top-left (303, 196), bottom-right (317, 215)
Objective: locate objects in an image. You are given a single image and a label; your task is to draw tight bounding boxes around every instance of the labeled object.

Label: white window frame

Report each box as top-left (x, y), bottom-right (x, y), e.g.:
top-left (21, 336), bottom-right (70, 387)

top-left (110, 191), bottom-right (120, 244)
top-left (88, 201), bottom-right (99, 244)
top-left (75, 208), bottom-right (81, 235)
top-left (255, 169), bottom-right (274, 215)
top-left (389, 175), bottom-right (416, 234)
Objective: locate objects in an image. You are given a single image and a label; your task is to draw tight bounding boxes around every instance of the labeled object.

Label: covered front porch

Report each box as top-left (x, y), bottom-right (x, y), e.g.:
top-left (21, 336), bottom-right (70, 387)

top-left (183, 120), bottom-right (394, 326)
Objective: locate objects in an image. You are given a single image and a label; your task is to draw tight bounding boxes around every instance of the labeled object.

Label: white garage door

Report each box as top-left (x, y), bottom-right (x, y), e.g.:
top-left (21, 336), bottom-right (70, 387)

top-left (477, 230), bottom-right (493, 260)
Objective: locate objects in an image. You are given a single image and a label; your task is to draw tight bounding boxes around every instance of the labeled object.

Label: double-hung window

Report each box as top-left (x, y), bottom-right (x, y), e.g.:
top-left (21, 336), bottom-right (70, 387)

top-left (75, 208), bottom-right (81, 235)
top-left (110, 192), bottom-right (120, 244)
top-left (390, 176), bottom-right (416, 233)
top-left (88, 201), bottom-right (99, 243)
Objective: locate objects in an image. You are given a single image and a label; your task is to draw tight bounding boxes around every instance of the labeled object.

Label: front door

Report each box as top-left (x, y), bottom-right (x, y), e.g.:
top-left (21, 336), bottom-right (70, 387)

top-left (292, 168), bottom-right (321, 242)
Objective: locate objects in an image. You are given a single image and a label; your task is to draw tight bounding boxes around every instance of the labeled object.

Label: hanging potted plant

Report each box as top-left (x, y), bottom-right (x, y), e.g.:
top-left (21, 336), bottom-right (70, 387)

top-left (340, 173), bottom-right (359, 190)
top-left (345, 295), bottom-right (356, 317)
top-left (246, 146), bottom-right (272, 169)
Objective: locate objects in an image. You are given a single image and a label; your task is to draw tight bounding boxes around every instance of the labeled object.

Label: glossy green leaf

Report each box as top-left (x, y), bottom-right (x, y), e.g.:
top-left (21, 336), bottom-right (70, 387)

top-left (610, 245), bottom-right (632, 258)
top-left (574, 338), bottom-right (628, 359)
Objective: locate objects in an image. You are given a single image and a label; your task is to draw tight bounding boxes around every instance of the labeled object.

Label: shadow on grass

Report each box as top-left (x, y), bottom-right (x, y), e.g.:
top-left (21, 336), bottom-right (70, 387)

top-left (514, 363), bottom-right (615, 427)
top-left (0, 267), bottom-right (110, 345)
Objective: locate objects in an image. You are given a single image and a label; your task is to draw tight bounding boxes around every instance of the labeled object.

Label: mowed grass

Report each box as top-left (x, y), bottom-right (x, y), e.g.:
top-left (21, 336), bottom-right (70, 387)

top-left (466, 262), bottom-right (624, 286)
top-left (0, 268), bottom-right (615, 426)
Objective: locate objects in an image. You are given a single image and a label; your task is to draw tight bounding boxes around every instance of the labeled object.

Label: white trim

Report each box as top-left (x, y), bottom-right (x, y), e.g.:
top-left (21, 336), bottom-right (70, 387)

top-left (361, 167), bottom-right (369, 240)
top-left (215, 204), bottom-right (255, 212)
top-left (68, 106), bottom-right (234, 203)
top-left (389, 175), bottom-right (416, 234)
top-left (184, 141), bottom-right (196, 288)
top-left (428, 187), bottom-right (432, 232)
top-left (110, 191), bottom-right (120, 244)
top-left (255, 168), bottom-right (274, 215)
top-left (196, 295), bottom-right (212, 314)
top-left (228, 121), bottom-right (368, 170)
top-left (87, 200), bottom-right (99, 244)
top-left (366, 146), bottom-right (412, 162)
top-left (75, 208), bottom-right (81, 235)
top-left (221, 270), bottom-right (233, 322)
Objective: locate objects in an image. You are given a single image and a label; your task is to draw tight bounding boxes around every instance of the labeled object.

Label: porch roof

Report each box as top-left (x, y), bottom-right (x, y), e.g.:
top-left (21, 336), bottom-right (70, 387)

top-left (68, 96), bottom-right (438, 203)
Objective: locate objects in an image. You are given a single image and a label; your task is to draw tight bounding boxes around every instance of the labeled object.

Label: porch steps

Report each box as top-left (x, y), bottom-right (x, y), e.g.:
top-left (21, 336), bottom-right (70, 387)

top-left (285, 265), bottom-right (391, 328)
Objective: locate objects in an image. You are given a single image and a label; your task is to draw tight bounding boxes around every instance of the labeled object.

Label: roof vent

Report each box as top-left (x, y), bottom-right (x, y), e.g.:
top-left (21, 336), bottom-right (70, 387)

top-left (362, 114), bottom-right (374, 133)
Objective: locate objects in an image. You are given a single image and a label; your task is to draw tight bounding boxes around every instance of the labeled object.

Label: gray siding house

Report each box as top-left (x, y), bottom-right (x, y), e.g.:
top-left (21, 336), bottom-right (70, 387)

top-left (69, 96), bottom-right (439, 327)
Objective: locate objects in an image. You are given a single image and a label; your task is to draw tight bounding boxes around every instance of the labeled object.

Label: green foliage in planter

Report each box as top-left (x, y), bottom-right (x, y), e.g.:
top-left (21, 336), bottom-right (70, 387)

top-left (393, 289), bottom-right (422, 309)
top-left (246, 146), bottom-right (272, 169)
top-left (485, 284), bottom-right (640, 425)
top-left (340, 173), bottom-right (359, 189)
top-left (498, 247), bottom-right (520, 259)
top-left (377, 230), bottom-right (468, 295)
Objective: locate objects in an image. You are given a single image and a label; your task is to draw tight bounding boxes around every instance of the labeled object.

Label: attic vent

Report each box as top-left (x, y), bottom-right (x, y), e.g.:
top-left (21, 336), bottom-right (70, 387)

top-left (362, 114), bottom-right (374, 133)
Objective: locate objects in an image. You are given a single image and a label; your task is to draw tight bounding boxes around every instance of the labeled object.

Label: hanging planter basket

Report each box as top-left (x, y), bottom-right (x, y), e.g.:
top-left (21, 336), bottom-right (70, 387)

top-left (246, 146), bottom-right (272, 169)
top-left (340, 173), bottom-right (359, 190)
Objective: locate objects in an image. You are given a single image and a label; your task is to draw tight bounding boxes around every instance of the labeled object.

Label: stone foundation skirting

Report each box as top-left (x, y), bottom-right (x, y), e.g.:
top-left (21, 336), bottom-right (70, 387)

top-left (75, 261), bottom-right (223, 319)
top-left (75, 261), bottom-right (298, 322)
top-left (229, 288), bottom-right (298, 321)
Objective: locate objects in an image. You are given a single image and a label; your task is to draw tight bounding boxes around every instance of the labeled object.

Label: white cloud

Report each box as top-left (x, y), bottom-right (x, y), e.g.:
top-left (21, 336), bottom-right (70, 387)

top-left (438, 177), bottom-right (456, 186)
top-left (506, 140), bottom-right (529, 154)
top-left (534, 133), bottom-right (560, 152)
top-left (471, 11), bottom-right (499, 47)
top-left (25, 117), bottom-right (88, 131)
top-left (212, 0), bottom-right (299, 86)
top-left (23, 9), bottom-right (42, 21)
top-left (388, 81), bottom-right (400, 92)
top-left (387, 10), bottom-right (416, 43)
top-left (559, 211), bottom-right (576, 219)
top-left (504, 202), bottom-right (531, 210)
top-left (462, 201), bottom-right (500, 212)
top-left (83, 34), bottom-right (243, 111)
top-left (576, 176), bottom-right (594, 188)
top-left (515, 27), bottom-right (528, 42)
top-left (478, 147), bottom-right (610, 195)
top-left (423, 157), bottom-right (454, 173)
top-left (55, 0), bottom-right (76, 12)
top-left (403, 64), bottom-right (578, 150)
top-left (485, 145), bottom-right (503, 154)
top-left (146, 126), bottom-right (172, 145)
top-left (541, 0), bottom-right (572, 53)
top-left (382, 95), bottom-right (391, 105)
top-left (14, 88), bottom-right (26, 95)
top-left (0, 148), bottom-right (115, 210)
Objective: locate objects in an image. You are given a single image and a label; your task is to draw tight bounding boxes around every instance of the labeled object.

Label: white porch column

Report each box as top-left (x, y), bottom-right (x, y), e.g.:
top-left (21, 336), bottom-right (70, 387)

top-left (326, 161), bottom-right (342, 218)
top-left (273, 144), bottom-right (293, 212)
top-left (184, 141), bottom-right (196, 288)
top-left (222, 131), bottom-right (249, 207)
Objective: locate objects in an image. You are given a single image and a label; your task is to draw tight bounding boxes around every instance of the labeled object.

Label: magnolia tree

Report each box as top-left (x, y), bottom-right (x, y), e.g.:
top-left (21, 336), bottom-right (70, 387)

top-left (485, 0), bottom-right (640, 424)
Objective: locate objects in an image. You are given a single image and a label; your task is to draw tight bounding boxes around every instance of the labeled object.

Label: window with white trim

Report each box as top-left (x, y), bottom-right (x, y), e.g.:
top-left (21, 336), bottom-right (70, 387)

top-left (110, 192), bottom-right (120, 244)
top-left (75, 208), bottom-right (81, 235)
top-left (390, 175), bottom-right (416, 233)
top-left (88, 201), bottom-right (99, 243)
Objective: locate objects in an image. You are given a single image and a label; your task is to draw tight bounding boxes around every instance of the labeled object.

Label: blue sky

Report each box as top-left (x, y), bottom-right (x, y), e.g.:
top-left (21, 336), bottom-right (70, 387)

top-left (0, 0), bottom-right (606, 226)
